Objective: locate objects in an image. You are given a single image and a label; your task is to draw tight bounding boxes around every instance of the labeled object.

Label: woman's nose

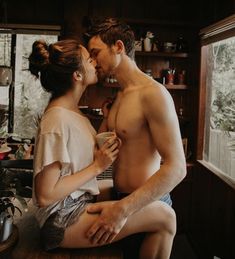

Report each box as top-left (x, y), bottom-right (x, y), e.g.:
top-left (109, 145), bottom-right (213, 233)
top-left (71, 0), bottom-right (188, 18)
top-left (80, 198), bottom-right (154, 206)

top-left (92, 58), bottom-right (97, 67)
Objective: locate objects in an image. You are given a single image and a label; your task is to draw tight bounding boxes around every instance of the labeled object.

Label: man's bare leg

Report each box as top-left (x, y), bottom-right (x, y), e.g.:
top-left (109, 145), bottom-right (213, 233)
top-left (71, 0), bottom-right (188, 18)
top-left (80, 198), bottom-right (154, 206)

top-left (139, 227), bottom-right (175, 259)
top-left (118, 201), bottom-right (176, 259)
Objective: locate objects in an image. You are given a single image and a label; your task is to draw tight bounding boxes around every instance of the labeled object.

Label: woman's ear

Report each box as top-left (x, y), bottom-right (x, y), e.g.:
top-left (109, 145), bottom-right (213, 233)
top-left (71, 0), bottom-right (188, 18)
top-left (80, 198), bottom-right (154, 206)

top-left (73, 71), bottom-right (82, 81)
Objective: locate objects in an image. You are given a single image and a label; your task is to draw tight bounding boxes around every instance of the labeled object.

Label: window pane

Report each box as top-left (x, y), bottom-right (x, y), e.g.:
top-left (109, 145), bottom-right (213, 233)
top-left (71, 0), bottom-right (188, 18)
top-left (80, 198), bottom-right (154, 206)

top-left (203, 37), bottom-right (235, 180)
top-left (0, 33), bottom-right (11, 66)
top-left (14, 34), bottom-right (58, 139)
top-left (0, 34), bottom-right (12, 137)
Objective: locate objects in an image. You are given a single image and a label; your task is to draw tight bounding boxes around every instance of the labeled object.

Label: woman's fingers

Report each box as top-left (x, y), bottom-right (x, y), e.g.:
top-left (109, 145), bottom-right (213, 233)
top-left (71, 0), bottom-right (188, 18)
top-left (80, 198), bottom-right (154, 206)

top-left (102, 136), bottom-right (120, 150)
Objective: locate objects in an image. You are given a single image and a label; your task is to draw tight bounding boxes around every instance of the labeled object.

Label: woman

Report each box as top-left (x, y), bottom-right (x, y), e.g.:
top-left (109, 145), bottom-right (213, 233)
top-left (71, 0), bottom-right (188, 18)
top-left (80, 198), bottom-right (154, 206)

top-left (29, 39), bottom-right (175, 259)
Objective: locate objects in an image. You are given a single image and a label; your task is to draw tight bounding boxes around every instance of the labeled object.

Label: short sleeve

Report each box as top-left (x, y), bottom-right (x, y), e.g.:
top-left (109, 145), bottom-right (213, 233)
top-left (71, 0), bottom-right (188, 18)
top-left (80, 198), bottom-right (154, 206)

top-left (34, 132), bottom-right (70, 176)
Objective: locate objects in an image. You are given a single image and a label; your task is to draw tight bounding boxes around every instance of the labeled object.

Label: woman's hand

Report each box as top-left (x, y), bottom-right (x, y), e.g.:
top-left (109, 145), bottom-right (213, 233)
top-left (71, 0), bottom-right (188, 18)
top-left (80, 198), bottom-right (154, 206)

top-left (93, 136), bottom-right (120, 175)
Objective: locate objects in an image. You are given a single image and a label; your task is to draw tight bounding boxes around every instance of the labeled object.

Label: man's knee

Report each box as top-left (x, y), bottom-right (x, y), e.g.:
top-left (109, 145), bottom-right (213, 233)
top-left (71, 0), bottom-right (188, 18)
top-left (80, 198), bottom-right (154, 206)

top-left (160, 205), bottom-right (176, 236)
top-left (151, 203), bottom-right (176, 236)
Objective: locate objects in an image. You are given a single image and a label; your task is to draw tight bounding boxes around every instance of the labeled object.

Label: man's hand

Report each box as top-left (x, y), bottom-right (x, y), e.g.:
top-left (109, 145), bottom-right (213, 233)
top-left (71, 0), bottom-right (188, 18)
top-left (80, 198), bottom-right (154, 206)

top-left (86, 201), bottom-right (127, 245)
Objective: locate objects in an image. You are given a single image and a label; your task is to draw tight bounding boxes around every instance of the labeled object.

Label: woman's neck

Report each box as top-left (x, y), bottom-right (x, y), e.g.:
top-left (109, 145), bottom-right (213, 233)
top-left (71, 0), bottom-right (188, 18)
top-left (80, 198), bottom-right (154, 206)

top-left (47, 89), bottom-right (82, 113)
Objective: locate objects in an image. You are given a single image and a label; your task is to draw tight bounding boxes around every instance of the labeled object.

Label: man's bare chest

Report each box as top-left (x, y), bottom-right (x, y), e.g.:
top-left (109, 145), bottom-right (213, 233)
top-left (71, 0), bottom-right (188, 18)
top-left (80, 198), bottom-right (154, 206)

top-left (108, 95), bottom-right (146, 139)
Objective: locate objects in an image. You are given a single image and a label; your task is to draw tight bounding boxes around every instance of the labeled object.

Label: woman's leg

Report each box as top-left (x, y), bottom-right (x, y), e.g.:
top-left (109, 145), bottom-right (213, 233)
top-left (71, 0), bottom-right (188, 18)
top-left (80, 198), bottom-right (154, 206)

top-left (61, 200), bottom-right (176, 259)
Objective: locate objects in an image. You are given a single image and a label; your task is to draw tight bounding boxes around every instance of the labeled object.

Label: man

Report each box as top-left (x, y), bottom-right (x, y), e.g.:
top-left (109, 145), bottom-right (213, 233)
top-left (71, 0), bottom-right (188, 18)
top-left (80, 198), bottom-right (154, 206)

top-left (85, 17), bottom-right (186, 256)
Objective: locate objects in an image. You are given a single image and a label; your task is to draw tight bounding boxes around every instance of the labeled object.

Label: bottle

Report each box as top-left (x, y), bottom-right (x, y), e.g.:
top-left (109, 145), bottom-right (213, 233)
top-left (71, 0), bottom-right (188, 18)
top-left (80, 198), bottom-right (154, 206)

top-left (144, 31), bottom-right (154, 52)
top-left (176, 36), bottom-right (187, 52)
top-left (144, 37), bottom-right (152, 52)
top-left (178, 70), bottom-right (186, 84)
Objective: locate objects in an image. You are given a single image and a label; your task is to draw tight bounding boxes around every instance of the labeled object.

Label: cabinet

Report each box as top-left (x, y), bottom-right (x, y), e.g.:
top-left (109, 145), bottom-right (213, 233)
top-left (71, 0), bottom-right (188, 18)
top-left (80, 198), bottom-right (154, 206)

top-left (134, 49), bottom-right (191, 139)
top-left (135, 50), bottom-right (189, 89)
top-left (132, 19), bottom-right (195, 159)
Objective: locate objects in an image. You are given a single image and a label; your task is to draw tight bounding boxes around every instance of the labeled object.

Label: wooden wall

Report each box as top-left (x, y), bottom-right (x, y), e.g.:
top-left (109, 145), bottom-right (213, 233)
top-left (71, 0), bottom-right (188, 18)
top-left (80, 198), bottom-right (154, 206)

top-left (189, 163), bottom-right (235, 259)
top-left (1, 1), bottom-right (235, 258)
top-left (1, 0), bottom-right (235, 33)
top-left (171, 161), bottom-right (235, 259)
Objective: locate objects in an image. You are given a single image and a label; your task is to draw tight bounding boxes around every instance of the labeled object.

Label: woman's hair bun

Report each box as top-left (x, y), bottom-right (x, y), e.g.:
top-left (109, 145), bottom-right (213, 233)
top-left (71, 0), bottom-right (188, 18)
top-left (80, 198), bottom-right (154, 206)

top-left (29, 40), bottom-right (49, 78)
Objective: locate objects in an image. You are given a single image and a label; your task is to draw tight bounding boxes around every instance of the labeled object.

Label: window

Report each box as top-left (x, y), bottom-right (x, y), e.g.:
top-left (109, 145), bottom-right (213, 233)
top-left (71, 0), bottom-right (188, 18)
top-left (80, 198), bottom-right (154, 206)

top-left (0, 24), bottom-right (60, 139)
top-left (198, 15), bottom-right (235, 185)
top-left (14, 34), bottom-right (58, 138)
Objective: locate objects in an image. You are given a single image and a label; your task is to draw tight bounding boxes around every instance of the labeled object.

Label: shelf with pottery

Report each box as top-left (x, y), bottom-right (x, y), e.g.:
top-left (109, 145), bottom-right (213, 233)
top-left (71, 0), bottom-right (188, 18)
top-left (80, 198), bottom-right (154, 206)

top-left (135, 51), bottom-right (189, 58)
top-left (164, 84), bottom-right (188, 90)
top-left (103, 82), bottom-right (188, 90)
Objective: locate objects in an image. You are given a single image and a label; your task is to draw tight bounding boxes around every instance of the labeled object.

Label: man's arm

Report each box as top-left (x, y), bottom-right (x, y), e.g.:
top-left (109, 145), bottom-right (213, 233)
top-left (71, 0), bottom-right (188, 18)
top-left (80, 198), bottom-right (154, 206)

top-left (118, 84), bottom-right (186, 215)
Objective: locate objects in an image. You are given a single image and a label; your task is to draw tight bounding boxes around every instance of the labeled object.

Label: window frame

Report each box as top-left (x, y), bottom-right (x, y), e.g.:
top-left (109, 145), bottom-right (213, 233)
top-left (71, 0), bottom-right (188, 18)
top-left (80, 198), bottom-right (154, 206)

top-left (197, 14), bottom-right (235, 189)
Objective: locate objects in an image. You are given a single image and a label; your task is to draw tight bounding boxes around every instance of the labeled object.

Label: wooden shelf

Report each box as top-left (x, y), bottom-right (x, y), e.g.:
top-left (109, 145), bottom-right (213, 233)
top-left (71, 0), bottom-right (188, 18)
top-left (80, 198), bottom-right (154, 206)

top-left (102, 83), bottom-right (188, 89)
top-left (135, 51), bottom-right (189, 58)
top-left (103, 82), bottom-right (120, 88)
top-left (165, 84), bottom-right (188, 90)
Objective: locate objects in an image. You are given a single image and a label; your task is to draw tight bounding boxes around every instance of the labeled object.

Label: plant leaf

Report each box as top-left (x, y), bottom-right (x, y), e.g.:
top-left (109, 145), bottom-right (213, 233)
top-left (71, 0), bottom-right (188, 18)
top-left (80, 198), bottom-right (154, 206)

top-left (15, 194), bottom-right (28, 212)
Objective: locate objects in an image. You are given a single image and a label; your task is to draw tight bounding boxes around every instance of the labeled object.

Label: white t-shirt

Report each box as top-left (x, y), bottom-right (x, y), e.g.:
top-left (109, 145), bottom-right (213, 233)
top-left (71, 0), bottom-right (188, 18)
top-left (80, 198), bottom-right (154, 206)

top-left (33, 107), bottom-right (99, 227)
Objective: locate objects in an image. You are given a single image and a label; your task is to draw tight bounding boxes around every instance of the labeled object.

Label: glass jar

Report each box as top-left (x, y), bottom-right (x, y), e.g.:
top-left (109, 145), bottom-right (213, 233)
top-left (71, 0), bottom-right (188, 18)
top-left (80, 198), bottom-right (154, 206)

top-left (166, 69), bottom-right (175, 84)
top-left (163, 42), bottom-right (176, 53)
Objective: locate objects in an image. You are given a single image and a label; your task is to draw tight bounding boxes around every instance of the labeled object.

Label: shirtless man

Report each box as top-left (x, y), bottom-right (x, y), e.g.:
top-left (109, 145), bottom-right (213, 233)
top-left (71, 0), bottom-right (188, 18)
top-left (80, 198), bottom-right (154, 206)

top-left (85, 18), bottom-right (186, 257)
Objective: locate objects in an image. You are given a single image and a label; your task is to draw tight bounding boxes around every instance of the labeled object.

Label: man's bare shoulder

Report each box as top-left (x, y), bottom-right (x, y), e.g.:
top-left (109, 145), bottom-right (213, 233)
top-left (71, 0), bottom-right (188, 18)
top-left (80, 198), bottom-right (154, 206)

top-left (141, 80), bottom-right (172, 102)
top-left (140, 80), bottom-right (176, 120)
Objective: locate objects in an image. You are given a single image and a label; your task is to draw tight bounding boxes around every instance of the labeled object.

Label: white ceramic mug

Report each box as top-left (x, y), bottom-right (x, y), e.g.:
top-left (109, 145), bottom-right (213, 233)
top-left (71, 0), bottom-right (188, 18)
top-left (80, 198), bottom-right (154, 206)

top-left (95, 131), bottom-right (116, 148)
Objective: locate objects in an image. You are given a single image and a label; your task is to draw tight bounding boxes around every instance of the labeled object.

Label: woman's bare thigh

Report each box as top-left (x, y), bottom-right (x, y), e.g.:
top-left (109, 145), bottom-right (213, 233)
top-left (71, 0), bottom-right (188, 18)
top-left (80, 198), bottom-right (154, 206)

top-left (60, 200), bottom-right (174, 248)
top-left (61, 206), bottom-right (106, 248)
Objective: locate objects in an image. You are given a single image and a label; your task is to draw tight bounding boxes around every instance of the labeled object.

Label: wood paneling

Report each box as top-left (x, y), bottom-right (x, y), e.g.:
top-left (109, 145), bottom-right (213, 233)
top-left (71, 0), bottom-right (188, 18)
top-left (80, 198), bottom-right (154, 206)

top-left (189, 163), bottom-right (235, 259)
top-left (171, 164), bottom-right (194, 234)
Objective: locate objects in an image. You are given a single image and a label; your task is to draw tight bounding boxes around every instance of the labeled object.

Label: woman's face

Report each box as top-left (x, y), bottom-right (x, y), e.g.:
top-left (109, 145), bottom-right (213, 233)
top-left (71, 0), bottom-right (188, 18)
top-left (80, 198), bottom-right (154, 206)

top-left (81, 46), bottom-right (98, 86)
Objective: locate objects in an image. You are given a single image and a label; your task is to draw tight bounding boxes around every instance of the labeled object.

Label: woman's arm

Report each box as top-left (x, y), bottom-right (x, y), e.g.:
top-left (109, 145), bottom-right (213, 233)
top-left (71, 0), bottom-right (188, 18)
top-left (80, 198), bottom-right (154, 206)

top-left (35, 137), bottom-right (119, 207)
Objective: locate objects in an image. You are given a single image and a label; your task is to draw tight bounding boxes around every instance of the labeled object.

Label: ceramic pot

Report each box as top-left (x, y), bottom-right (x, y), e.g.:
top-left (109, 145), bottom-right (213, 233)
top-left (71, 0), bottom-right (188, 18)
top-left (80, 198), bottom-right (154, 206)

top-left (144, 38), bottom-right (152, 52)
top-left (0, 212), bottom-right (13, 242)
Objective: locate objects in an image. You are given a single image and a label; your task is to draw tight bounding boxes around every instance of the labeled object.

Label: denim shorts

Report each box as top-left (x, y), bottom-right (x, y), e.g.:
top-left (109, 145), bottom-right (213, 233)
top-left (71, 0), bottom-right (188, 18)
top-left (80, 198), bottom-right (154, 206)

top-left (40, 192), bottom-right (95, 251)
top-left (111, 188), bottom-right (172, 206)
